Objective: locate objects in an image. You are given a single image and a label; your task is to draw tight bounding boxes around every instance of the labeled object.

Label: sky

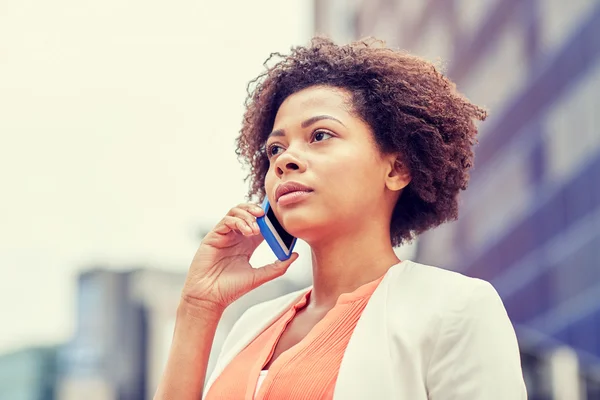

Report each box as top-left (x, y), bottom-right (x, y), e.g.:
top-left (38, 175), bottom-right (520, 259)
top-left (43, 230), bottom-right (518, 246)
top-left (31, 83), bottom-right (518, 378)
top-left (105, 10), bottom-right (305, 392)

top-left (0, 0), bottom-right (314, 353)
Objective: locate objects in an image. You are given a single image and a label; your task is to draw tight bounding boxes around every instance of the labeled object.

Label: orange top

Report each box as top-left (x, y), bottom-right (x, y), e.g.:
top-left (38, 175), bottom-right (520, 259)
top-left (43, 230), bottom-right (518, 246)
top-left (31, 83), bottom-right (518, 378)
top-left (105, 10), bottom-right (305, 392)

top-left (205, 274), bottom-right (386, 400)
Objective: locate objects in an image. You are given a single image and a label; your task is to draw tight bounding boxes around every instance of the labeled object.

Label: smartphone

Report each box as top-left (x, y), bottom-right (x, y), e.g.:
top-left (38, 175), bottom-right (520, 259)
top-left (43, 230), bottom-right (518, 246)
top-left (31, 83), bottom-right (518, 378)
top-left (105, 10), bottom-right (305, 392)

top-left (256, 197), bottom-right (297, 261)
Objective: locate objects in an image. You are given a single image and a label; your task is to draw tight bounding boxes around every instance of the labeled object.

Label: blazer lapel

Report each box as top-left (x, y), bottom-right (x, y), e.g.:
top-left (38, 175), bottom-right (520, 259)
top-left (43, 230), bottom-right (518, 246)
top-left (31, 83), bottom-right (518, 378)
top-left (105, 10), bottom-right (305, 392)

top-left (204, 287), bottom-right (311, 395)
top-left (333, 265), bottom-right (400, 399)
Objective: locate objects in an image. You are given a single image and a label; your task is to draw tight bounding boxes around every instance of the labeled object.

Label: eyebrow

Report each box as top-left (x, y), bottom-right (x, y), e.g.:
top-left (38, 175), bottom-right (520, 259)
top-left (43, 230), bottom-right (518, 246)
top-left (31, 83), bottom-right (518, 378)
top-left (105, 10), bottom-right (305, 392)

top-left (267, 115), bottom-right (346, 139)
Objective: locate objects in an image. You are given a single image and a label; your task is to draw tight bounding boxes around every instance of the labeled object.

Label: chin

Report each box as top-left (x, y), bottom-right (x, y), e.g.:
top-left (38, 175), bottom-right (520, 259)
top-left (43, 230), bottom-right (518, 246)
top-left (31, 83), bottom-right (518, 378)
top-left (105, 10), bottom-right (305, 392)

top-left (280, 216), bottom-right (311, 237)
top-left (281, 212), bottom-right (331, 243)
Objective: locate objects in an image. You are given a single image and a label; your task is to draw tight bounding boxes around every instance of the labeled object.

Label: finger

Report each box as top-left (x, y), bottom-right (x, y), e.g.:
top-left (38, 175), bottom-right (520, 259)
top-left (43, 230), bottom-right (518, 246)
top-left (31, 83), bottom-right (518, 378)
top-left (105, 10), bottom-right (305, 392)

top-left (232, 203), bottom-right (265, 218)
top-left (230, 233), bottom-right (265, 256)
top-left (214, 216), bottom-right (253, 236)
top-left (229, 208), bottom-right (261, 234)
top-left (252, 252), bottom-right (299, 287)
top-left (244, 232), bottom-right (265, 252)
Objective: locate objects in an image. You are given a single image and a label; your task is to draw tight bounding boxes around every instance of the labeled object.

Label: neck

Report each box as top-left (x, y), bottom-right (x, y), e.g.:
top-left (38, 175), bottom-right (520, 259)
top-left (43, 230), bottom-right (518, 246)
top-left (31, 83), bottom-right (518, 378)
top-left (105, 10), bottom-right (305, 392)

top-left (306, 221), bottom-right (401, 311)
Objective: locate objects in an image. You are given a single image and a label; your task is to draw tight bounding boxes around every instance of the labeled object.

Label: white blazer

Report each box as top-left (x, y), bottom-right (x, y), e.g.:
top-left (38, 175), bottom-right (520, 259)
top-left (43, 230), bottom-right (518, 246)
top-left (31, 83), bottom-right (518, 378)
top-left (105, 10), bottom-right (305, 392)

top-left (203, 260), bottom-right (528, 399)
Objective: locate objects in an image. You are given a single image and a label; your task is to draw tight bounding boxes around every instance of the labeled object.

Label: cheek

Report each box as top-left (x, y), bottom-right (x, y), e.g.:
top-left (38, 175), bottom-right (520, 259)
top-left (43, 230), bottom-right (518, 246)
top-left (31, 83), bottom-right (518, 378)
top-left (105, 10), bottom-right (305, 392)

top-left (324, 152), bottom-right (383, 204)
top-left (263, 168), bottom-right (276, 199)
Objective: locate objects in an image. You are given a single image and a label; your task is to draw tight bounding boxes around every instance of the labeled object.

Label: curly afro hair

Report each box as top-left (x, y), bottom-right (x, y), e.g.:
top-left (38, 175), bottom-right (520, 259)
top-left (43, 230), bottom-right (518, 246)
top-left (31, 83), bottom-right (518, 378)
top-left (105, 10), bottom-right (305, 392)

top-left (235, 36), bottom-right (487, 247)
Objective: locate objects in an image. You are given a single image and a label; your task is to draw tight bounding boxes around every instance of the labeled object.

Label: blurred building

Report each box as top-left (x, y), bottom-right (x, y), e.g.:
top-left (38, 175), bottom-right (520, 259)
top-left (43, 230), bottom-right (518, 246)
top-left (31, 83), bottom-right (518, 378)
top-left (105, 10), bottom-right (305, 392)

top-left (0, 346), bottom-right (58, 400)
top-left (55, 266), bottom-right (303, 400)
top-left (57, 269), bottom-right (155, 400)
top-left (315, 0), bottom-right (600, 399)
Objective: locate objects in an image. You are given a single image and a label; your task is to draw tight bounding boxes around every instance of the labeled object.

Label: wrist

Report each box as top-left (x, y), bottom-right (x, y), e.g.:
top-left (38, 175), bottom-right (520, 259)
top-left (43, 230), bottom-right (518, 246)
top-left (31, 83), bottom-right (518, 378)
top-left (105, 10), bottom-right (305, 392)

top-left (177, 297), bottom-right (225, 321)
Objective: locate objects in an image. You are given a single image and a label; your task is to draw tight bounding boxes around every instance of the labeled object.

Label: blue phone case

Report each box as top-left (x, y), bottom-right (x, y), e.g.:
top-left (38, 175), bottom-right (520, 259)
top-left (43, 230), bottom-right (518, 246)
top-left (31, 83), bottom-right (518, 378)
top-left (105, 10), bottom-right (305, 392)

top-left (256, 197), bottom-right (297, 261)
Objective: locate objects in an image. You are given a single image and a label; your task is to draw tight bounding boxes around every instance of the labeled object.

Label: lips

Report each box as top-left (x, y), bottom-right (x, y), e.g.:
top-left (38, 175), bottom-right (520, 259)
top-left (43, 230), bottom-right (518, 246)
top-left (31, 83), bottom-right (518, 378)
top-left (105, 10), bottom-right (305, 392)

top-left (275, 181), bottom-right (314, 202)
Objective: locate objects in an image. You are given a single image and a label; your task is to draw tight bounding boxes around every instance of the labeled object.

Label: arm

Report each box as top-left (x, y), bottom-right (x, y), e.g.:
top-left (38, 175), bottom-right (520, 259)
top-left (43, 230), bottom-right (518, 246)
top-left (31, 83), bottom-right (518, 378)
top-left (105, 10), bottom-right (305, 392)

top-left (426, 280), bottom-right (528, 399)
top-left (154, 301), bottom-right (224, 400)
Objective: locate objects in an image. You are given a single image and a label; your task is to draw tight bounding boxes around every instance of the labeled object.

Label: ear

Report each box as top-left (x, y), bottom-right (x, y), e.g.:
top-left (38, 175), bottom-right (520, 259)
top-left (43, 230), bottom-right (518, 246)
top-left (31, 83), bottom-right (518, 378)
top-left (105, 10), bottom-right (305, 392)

top-left (385, 155), bottom-right (411, 191)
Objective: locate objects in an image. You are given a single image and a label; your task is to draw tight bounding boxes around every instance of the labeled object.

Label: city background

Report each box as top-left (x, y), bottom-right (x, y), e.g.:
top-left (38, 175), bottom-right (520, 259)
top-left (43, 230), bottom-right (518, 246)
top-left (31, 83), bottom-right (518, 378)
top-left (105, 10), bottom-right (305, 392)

top-left (1, 0), bottom-right (598, 399)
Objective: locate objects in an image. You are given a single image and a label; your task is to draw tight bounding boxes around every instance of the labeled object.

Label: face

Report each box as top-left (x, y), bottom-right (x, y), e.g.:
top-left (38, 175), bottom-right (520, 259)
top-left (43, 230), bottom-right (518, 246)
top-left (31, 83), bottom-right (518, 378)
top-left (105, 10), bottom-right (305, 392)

top-left (264, 85), bottom-right (405, 243)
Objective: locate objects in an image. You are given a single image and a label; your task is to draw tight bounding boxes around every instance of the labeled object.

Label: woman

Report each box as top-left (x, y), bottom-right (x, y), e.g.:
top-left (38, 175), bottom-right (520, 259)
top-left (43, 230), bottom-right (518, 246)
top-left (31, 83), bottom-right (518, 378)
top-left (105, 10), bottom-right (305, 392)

top-left (155, 37), bottom-right (527, 399)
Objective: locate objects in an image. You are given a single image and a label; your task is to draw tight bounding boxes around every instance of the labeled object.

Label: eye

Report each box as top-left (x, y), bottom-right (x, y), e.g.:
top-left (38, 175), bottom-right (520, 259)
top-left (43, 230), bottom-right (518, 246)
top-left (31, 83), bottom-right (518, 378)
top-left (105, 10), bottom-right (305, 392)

top-left (266, 143), bottom-right (283, 158)
top-left (312, 130), bottom-right (333, 142)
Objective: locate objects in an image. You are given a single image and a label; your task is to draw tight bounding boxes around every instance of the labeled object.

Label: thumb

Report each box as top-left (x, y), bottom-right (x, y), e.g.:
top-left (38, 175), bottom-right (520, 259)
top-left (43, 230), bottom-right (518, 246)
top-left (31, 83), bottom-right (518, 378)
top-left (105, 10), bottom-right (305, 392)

top-left (252, 253), bottom-right (299, 287)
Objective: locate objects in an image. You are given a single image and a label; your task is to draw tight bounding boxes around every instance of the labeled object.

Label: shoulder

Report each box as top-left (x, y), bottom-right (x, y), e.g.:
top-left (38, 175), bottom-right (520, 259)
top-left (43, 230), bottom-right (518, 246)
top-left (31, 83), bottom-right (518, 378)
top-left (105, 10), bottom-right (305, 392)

top-left (392, 259), bottom-right (491, 289)
top-left (389, 259), bottom-right (501, 307)
top-left (393, 262), bottom-right (527, 397)
top-left (384, 260), bottom-right (507, 329)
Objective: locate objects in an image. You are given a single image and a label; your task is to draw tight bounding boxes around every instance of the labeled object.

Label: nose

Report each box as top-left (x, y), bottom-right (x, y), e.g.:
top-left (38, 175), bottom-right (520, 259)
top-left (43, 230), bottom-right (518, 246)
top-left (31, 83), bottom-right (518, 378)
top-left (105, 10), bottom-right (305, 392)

top-left (274, 150), bottom-right (307, 177)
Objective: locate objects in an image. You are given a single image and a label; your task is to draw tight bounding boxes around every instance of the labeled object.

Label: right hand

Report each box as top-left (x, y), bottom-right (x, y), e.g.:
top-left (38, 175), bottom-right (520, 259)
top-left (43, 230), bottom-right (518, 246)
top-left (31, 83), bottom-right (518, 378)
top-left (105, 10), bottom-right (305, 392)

top-left (181, 202), bottom-right (299, 313)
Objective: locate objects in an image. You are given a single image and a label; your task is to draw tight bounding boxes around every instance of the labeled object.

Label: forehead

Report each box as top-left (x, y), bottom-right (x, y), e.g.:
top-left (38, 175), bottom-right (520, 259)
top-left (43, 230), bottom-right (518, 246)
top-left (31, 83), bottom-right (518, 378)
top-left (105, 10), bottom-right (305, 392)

top-left (273, 86), bottom-right (354, 126)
